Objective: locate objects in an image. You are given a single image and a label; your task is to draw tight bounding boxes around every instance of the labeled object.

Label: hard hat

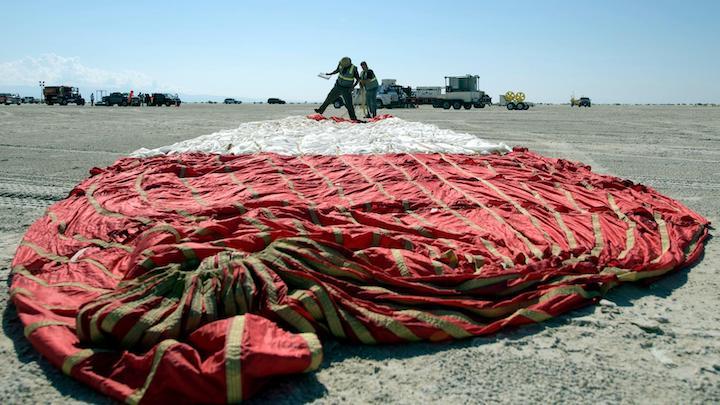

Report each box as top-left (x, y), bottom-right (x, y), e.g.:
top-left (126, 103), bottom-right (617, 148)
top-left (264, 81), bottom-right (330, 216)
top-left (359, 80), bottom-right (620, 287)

top-left (339, 57), bottom-right (351, 68)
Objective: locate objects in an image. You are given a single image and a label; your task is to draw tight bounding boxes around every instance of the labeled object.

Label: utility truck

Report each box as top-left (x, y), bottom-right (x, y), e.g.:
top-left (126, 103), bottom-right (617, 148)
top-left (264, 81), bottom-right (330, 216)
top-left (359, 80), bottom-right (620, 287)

top-left (43, 86), bottom-right (85, 106)
top-left (430, 75), bottom-right (492, 110)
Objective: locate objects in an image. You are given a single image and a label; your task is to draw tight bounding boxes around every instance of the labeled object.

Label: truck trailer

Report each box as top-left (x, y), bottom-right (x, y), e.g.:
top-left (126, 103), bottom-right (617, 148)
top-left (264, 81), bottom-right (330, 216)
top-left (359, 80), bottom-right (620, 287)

top-left (414, 87), bottom-right (442, 105)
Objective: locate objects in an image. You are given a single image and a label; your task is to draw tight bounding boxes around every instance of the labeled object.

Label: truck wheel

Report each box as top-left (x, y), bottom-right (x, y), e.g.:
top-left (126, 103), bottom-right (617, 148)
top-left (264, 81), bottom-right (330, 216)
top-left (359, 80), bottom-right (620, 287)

top-left (442, 101), bottom-right (450, 110)
top-left (506, 102), bottom-right (516, 110)
top-left (516, 102), bottom-right (526, 110)
top-left (523, 103), bottom-right (530, 110)
top-left (333, 100), bottom-right (343, 108)
top-left (121, 100), bottom-right (128, 106)
top-left (478, 103), bottom-right (485, 108)
top-left (463, 103), bottom-right (472, 110)
top-left (452, 101), bottom-right (462, 110)
top-left (376, 99), bottom-right (383, 108)
top-left (166, 102), bottom-right (172, 106)
top-left (60, 100), bottom-right (67, 106)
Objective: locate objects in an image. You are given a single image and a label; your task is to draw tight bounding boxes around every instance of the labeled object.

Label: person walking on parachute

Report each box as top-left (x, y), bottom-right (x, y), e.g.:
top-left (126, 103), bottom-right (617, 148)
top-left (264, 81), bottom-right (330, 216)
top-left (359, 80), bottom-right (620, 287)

top-left (315, 57), bottom-right (360, 121)
top-left (360, 61), bottom-right (379, 118)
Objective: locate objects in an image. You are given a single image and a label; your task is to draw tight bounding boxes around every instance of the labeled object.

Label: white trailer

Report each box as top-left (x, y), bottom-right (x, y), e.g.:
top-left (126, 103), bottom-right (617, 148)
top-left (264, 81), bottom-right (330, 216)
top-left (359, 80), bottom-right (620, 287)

top-left (414, 86), bottom-right (442, 104)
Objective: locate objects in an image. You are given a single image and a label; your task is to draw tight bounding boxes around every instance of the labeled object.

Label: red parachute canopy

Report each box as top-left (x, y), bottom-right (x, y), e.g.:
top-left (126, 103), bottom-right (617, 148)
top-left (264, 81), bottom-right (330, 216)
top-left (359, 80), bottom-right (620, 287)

top-left (11, 147), bottom-right (709, 403)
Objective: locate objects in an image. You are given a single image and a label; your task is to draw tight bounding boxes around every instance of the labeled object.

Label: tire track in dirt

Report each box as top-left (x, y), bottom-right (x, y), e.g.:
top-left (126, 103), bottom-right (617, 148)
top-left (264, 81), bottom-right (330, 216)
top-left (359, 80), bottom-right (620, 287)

top-left (0, 177), bottom-right (72, 209)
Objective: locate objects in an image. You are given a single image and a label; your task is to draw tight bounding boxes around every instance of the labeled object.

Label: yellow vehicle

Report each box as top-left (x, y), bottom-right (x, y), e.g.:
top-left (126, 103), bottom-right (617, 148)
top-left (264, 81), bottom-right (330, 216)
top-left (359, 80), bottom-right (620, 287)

top-left (498, 91), bottom-right (531, 110)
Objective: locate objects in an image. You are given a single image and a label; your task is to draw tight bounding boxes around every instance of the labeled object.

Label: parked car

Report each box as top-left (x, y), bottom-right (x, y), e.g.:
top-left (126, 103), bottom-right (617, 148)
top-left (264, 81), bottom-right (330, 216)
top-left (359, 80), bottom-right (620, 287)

top-left (0, 93), bottom-right (21, 105)
top-left (103, 92), bottom-right (138, 106)
top-left (267, 98), bottom-right (286, 104)
top-left (21, 96), bottom-right (38, 104)
top-left (149, 93), bottom-right (181, 106)
top-left (224, 98), bottom-right (242, 104)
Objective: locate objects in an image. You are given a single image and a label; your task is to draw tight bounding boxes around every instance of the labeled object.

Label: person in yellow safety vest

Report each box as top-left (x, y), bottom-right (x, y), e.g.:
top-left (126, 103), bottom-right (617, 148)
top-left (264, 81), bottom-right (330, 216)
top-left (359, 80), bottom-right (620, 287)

top-left (360, 61), bottom-right (379, 118)
top-left (315, 57), bottom-right (361, 121)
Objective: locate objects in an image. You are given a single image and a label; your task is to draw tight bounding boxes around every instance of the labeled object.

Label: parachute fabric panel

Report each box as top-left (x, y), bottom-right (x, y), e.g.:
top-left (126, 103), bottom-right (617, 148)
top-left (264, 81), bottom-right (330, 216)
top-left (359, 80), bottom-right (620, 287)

top-left (11, 148), bottom-right (709, 402)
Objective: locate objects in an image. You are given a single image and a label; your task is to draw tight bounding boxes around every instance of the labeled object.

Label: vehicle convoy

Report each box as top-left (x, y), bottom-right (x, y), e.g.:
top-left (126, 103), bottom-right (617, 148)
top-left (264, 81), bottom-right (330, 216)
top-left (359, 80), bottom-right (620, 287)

top-left (430, 75), bottom-right (492, 110)
top-left (0, 93), bottom-right (21, 105)
top-left (43, 86), bottom-right (85, 106)
top-left (102, 92), bottom-right (141, 106)
top-left (571, 96), bottom-right (591, 107)
top-left (224, 98), bottom-right (242, 104)
top-left (267, 98), bottom-right (286, 104)
top-left (497, 91), bottom-right (532, 110)
top-left (333, 79), bottom-right (416, 109)
top-left (149, 93), bottom-right (181, 106)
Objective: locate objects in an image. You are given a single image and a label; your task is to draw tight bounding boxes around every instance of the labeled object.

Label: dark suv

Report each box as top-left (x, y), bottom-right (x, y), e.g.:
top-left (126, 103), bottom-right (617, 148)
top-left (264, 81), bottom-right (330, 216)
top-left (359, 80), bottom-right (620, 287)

top-left (150, 93), bottom-right (181, 106)
top-left (103, 92), bottom-right (140, 106)
top-left (267, 98), bottom-right (286, 104)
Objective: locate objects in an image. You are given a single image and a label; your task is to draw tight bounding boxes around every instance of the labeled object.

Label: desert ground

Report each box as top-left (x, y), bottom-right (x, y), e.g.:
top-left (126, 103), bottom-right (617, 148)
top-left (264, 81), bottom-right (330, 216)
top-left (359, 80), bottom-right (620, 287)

top-left (0, 103), bottom-right (718, 404)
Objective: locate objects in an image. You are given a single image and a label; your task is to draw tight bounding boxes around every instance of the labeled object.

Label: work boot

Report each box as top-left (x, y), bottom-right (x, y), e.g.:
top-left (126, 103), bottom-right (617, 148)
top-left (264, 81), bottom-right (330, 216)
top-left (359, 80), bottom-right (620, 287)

top-left (314, 108), bottom-right (323, 114)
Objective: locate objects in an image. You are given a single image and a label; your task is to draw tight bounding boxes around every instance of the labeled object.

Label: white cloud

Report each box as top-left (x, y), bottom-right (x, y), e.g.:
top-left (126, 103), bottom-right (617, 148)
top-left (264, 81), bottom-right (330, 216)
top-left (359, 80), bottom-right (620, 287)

top-left (0, 54), bottom-right (173, 91)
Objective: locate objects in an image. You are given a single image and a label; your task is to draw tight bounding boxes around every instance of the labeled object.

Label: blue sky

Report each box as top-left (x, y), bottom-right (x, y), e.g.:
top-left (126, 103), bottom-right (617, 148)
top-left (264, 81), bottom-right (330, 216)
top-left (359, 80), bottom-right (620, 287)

top-left (1, 1), bottom-right (719, 103)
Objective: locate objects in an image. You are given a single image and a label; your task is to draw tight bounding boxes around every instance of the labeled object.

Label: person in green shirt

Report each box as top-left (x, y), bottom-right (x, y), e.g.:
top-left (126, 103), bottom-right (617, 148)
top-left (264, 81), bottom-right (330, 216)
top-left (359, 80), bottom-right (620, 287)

top-left (360, 61), bottom-right (379, 118)
top-left (315, 57), bottom-right (360, 121)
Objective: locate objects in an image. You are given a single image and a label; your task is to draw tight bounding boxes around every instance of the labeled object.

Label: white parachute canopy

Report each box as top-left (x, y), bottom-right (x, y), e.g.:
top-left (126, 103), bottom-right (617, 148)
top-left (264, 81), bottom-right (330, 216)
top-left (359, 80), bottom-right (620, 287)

top-left (131, 116), bottom-right (511, 157)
